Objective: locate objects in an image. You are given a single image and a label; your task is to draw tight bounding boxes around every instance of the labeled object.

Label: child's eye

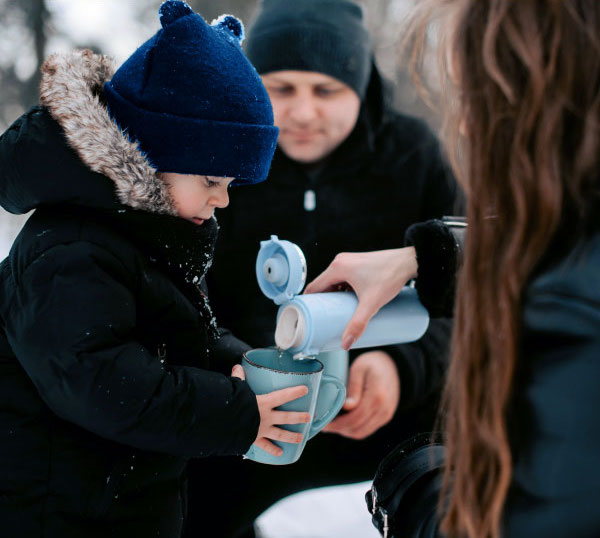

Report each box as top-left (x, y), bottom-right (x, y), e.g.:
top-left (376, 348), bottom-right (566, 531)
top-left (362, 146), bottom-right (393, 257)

top-left (205, 177), bottom-right (220, 188)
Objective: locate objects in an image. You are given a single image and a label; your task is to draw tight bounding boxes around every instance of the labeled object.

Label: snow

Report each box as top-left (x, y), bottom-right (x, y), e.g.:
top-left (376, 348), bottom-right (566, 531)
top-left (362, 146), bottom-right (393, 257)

top-left (0, 210), bottom-right (27, 260)
top-left (256, 481), bottom-right (380, 538)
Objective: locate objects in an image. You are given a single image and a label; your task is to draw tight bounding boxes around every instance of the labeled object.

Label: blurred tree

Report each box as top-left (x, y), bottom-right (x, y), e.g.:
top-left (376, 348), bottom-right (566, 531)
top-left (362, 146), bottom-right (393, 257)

top-left (0, 0), bottom-right (49, 129)
top-left (0, 0), bottom-right (50, 249)
top-left (186, 0), bottom-right (260, 25)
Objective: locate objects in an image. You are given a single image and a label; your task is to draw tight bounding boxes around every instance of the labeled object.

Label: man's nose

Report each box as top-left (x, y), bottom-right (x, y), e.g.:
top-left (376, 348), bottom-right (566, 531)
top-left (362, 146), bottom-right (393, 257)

top-left (288, 94), bottom-right (318, 123)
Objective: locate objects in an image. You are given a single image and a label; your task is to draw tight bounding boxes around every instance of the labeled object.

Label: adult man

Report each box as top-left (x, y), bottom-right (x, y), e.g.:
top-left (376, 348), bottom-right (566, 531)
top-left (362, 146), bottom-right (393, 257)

top-left (186, 1), bottom-right (459, 536)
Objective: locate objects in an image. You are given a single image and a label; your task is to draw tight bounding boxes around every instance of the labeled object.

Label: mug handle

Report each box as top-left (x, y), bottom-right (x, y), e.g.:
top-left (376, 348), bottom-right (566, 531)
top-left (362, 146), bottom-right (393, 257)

top-left (308, 374), bottom-right (346, 440)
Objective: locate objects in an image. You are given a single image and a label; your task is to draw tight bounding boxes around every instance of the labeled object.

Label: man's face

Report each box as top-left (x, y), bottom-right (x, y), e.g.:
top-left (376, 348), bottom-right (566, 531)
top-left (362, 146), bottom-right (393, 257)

top-left (262, 71), bottom-right (361, 164)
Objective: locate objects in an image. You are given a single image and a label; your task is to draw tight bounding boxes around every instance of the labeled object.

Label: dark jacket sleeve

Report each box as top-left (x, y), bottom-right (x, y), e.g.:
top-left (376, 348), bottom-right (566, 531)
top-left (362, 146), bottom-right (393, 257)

top-left (405, 218), bottom-right (465, 318)
top-left (5, 241), bottom-right (259, 457)
top-left (209, 327), bottom-right (252, 376)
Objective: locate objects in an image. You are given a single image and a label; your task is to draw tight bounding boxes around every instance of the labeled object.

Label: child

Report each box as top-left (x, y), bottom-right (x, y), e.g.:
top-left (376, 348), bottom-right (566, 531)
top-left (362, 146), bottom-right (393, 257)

top-left (0, 2), bottom-right (309, 537)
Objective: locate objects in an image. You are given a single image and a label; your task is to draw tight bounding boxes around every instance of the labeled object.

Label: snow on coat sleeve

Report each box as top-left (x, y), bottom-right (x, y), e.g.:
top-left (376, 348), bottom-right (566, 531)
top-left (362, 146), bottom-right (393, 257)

top-left (5, 241), bottom-right (259, 457)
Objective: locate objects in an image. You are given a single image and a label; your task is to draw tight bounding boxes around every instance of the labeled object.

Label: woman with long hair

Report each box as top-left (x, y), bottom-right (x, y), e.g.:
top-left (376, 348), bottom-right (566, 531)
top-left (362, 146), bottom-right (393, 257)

top-left (307, 1), bottom-right (600, 536)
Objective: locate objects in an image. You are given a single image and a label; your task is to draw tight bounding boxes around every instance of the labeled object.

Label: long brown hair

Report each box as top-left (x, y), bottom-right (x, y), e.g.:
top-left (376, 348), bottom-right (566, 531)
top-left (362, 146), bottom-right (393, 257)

top-left (409, 1), bottom-right (600, 536)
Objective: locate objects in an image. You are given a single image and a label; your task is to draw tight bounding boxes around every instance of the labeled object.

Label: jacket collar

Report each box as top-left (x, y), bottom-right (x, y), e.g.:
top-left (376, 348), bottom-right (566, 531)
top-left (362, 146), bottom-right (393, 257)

top-left (39, 49), bottom-right (175, 216)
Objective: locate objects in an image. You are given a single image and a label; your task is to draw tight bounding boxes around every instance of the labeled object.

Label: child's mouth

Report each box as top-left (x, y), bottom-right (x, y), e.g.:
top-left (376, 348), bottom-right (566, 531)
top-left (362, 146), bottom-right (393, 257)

top-left (191, 218), bottom-right (205, 225)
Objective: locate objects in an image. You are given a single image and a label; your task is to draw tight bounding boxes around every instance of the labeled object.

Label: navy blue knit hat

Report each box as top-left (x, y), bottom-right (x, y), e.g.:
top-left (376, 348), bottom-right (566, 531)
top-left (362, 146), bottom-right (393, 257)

top-left (246, 0), bottom-right (372, 100)
top-left (103, 1), bottom-right (279, 184)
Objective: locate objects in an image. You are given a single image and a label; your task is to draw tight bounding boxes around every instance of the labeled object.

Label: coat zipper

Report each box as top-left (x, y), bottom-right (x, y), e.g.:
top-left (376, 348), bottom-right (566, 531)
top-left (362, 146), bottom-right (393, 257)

top-left (158, 343), bottom-right (167, 362)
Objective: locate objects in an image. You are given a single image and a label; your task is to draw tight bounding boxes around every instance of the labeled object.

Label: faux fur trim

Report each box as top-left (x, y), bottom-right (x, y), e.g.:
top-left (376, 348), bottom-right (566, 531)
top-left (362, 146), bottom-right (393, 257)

top-left (39, 49), bottom-right (175, 215)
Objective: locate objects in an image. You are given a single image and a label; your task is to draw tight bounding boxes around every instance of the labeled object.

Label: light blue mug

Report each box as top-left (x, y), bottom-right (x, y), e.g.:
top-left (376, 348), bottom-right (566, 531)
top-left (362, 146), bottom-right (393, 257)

top-left (243, 348), bottom-right (346, 465)
top-left (314, 349), bottom-right (349, 424)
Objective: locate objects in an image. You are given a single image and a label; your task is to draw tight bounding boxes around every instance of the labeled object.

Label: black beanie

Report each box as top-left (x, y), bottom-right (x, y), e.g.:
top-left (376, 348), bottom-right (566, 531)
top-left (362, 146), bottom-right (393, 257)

top-left (245, 0), bottom-right (372, 100)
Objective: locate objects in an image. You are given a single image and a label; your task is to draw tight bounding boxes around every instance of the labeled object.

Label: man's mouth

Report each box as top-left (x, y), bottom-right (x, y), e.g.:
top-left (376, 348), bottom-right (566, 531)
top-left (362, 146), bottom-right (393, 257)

top-left (287, 130), bottom-right (319, 140)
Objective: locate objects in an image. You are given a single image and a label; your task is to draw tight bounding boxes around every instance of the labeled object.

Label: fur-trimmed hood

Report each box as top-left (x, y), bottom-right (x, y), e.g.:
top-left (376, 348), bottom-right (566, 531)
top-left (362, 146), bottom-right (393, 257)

top-left (0, 50), bottom-right (175, 216)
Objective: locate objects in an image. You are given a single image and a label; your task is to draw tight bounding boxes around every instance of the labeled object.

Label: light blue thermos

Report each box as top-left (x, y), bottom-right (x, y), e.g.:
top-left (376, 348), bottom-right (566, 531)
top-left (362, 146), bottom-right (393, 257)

top-left (256, 236), bottom-right (430, 358)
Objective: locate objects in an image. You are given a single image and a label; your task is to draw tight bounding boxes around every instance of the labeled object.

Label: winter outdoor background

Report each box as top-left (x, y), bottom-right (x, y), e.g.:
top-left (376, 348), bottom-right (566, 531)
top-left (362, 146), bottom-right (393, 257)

top-left (0, 1), bottom-right (436, 536)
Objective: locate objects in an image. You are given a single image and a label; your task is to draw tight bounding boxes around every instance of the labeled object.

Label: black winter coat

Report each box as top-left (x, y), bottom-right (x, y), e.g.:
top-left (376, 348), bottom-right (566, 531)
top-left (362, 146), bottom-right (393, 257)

top-left (0, 51), bottom-right (258, 538)
top-left (208, 63), bottom-right (460, 411)
top-left (503, 230), bottom-right (600, 536)
top-left (369, 220), bottom-right (600, 537)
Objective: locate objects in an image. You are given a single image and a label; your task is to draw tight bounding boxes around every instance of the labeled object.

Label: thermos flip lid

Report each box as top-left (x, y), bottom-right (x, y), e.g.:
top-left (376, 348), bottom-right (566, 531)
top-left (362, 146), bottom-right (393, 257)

top-left (256, 235), bottom-right (307, 305)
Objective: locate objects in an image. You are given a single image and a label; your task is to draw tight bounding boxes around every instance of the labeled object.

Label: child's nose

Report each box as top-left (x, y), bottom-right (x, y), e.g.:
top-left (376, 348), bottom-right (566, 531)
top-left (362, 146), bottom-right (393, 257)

top-left (212, 188), bottom-right (229, 209)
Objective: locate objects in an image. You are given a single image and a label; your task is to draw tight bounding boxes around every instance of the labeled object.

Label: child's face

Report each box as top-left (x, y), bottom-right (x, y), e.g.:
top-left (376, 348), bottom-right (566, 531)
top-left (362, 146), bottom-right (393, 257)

top-left (160, 173), bottom-right (234, 225)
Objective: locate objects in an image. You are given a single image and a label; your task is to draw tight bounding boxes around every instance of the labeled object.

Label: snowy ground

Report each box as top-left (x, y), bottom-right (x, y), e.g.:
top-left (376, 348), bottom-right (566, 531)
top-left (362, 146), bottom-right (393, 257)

top-left (256, 481), bottom-right (380, 538)
top-left (0, 210), bottom-right (28, 259)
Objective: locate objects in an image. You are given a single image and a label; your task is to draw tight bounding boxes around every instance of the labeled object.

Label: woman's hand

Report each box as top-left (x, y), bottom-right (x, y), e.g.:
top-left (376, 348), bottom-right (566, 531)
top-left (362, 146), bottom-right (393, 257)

top-left (231, 364), bottom-right (311, 457)
top-left (304, 247), bottom-right (418, 349)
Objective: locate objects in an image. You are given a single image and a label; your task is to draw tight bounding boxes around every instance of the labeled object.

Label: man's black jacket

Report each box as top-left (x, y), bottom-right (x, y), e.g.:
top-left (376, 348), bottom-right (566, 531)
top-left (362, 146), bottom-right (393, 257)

top-left (208, 63), bottom-right (461, 412)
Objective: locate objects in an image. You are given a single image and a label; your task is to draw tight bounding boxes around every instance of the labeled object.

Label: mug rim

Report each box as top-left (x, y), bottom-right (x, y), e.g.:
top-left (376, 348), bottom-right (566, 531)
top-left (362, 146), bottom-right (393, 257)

top-left (243, 348), bottom-right (323, 375)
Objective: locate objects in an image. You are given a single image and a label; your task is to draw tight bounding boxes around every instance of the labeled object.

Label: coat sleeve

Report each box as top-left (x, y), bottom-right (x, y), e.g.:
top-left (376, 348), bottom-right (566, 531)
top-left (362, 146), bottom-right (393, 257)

top-left (405, 218), bottom-right (465, 318)
top-left (209, 327), bottom-right (252, 376)
top-left (5, 241), bottom-right (259, 457)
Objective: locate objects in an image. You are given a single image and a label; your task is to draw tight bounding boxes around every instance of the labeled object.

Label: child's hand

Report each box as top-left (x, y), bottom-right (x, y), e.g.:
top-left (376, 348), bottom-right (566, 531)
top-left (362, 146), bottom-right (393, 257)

top-left (231, 365), bottom-right (311, 457)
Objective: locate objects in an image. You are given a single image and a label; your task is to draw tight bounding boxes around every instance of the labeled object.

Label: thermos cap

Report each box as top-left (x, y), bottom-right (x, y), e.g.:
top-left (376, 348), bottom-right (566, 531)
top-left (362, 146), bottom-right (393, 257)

top-left (256, 235), bottom-right (307, 305)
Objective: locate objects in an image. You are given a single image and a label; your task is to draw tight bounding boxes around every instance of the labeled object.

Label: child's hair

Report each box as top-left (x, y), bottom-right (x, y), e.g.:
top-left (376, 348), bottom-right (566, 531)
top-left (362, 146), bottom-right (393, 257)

top-left (409, 1), bottom-right (600, 536)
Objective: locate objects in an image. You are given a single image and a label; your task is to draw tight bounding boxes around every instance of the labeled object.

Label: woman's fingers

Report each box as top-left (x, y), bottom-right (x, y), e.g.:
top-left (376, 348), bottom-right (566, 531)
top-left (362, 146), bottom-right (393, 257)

top-left (304, 264), bottom-right (344, 294)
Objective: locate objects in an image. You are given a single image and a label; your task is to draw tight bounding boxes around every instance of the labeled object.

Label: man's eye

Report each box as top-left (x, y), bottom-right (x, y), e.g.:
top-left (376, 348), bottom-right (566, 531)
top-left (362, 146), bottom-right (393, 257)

top-left (316, 88), bottom-right (337, 97)
top-left (270, 86), bottom-right (293, 96)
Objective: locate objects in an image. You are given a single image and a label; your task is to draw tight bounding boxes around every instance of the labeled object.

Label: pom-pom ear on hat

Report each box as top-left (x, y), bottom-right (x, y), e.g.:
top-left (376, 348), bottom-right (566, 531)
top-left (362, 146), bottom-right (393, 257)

top-left (159, 0), bottom-right (194, 27)
top-left (211, 14), bottom-right (245, 44)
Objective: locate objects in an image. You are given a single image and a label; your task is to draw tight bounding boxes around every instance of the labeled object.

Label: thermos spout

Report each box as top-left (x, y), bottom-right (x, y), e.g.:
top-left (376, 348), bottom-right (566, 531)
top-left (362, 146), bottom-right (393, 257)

top-left (263, 254), bottom-right (290, 286)
top-left (275, 304), bottom-right (306, 350)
